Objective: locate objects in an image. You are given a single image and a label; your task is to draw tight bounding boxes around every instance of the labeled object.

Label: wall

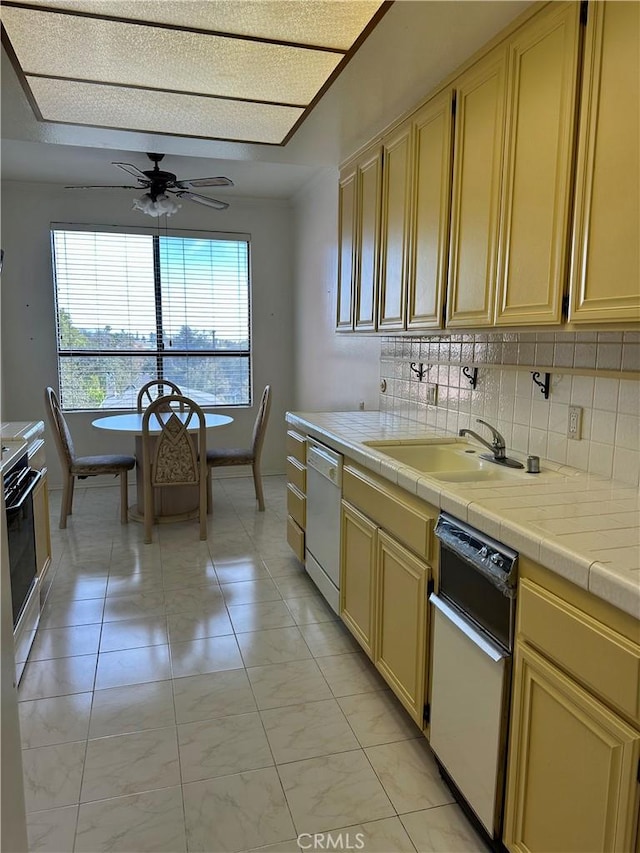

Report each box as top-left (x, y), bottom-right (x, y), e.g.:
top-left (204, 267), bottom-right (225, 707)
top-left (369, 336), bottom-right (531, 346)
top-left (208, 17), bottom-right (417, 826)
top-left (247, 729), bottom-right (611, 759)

top-left (291, 168), bottom-right (380, 412)
top-left (0, 181), bottom-right (294, 486)
top-left (380, 331), bottom-right (640, 487)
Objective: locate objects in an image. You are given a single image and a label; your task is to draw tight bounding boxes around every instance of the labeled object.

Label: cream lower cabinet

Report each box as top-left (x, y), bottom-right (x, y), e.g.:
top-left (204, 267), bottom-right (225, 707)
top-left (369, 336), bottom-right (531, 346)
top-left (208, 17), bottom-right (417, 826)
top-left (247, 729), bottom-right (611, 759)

top-left (505, 577), bottom-right (640, 852)
top-left (341, 502), bottom-right (377, 657)
top-left (375, 530), bottom-right (428, 723)
top-left (285, 430), bottom-right (307, 562)
top-left (340, 498), bottom-right (431, 726)
top-left (32, 471), bottom-right (52, 581)
top-left (505, 643), bottom-right (640, 853)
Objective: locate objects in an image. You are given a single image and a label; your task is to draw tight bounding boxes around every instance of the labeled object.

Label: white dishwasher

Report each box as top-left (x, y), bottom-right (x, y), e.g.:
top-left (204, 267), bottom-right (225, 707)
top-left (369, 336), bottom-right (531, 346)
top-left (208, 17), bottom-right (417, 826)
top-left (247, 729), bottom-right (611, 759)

top-left (304, 438), bottom-right (343, 615)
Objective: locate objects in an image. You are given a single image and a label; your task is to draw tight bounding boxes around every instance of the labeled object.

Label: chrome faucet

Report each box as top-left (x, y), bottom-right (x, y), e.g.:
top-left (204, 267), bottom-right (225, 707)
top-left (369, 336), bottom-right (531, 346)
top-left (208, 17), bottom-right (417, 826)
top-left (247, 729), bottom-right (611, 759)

top-left (459, 419), bottom-right (524, 469)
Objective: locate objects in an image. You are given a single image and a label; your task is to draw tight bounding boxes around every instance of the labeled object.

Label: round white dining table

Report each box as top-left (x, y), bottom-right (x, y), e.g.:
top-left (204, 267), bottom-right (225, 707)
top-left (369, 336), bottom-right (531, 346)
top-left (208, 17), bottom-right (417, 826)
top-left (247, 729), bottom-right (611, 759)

top-left (92, 411), bottom-right (233, 521)
top-left (92, 411), bottom-right (233, 433)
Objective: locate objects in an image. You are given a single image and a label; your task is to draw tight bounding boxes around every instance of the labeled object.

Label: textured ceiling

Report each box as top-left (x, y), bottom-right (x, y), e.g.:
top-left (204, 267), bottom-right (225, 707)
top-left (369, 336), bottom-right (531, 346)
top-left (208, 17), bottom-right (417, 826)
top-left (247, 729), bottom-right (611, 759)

top-left (0, 0), bottom-right (387, 145)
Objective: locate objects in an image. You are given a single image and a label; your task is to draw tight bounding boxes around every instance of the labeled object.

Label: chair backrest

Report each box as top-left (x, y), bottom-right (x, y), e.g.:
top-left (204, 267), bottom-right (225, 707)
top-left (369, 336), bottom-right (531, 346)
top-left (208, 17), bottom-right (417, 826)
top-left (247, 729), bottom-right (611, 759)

top-left (44, 386), bottom-right (75, 470)
top-left (142, 395), bottom-right (207, 488)
top-left (251, 385), bottom-right (272, 461)
top-left (137, 379), bottom-right (183, 412)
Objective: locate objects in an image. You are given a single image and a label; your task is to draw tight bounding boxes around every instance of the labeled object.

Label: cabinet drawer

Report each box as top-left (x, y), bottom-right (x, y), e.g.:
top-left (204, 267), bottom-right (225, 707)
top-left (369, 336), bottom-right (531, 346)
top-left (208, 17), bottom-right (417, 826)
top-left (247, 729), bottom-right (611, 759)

top-left (518, 579), bottom-right (640, 722)
top-left (286, 484), bottom-right (306, 530)
top-left (343, 465), bottom-right (434, 561)
top-left (286, 430), bottom-right (307, 464)
top-left (286, 457), bottom-right (306, 493)
top-left (287, 516), bottom-right (305, 562)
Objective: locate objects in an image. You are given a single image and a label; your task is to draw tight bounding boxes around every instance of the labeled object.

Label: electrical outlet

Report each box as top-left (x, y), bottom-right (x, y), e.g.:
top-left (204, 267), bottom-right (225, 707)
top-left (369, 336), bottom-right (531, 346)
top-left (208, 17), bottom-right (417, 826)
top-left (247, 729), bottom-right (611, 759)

top-left (426, 383), bottom-right (438, 406)
top-left (359, 401), bottom-right (365, 411)
top-left (568, 405), bottom-right (582, 440)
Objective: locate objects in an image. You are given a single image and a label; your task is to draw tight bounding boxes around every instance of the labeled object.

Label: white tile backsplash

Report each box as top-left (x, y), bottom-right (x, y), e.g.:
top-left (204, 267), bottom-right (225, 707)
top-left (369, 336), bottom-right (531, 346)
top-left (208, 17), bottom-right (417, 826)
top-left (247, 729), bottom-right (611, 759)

top-left (380, 332), bottom-right (640, 486)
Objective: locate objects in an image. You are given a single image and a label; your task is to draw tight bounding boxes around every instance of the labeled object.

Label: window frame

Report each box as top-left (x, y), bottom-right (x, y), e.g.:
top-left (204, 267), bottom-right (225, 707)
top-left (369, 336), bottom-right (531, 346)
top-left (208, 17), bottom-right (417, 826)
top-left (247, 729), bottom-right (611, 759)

top-left (51, 222), bottom-right (253, 412)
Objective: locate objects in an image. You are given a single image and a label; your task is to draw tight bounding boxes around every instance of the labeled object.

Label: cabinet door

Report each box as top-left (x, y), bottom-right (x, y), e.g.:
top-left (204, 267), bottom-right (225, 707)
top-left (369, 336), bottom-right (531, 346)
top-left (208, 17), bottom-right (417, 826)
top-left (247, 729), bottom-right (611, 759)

top-left (378, 123), bottom-right (412, 330)
top-left (505, 642), bottom-right (640, 853)
top-left (407, 90), bottom-right (454, 330)
top-left (496, 2), bottom-right (581, 326)
top-left (33, 472), bottom-right (51, 580)
top-left (569, 1), bottom-right (640, 323)
top-left (340, 501), bottom-right (377, 657)
top-left (447, 46), bottom-right (507, 328)
top-left (336, 166), bottom-right (356, 330)
top-left (355, 148), bottom-right (382, 330)
top-left (375, 530), bottom-right (429, 725)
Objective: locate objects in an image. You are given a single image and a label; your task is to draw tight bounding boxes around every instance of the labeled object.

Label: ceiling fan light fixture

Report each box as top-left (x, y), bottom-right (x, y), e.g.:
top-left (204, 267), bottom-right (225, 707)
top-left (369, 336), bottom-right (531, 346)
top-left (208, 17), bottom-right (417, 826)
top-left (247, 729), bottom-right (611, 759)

top-left (133, 191), bottom-right (181, 217)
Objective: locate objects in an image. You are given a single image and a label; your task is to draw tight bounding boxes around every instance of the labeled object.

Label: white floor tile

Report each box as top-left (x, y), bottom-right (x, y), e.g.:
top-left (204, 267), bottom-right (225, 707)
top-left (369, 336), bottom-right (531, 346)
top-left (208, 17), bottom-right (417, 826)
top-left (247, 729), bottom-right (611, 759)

top-left (24, 478), bottom-right (485, 853)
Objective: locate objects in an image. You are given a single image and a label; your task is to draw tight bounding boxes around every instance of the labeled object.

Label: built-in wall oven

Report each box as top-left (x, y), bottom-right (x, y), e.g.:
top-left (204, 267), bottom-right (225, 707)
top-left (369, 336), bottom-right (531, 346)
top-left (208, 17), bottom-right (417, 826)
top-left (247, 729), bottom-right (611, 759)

top-left (4, 454), bottom-right (42, 658)
top-left (429, 512), bottom-right (518, 850)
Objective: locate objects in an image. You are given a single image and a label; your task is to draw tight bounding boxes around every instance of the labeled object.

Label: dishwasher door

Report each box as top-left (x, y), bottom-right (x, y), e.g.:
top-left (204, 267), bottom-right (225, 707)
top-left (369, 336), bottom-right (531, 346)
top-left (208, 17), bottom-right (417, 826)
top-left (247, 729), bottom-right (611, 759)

top-left (429, 594), bottom-right (509, 838)
top-left (305, 440), bottom-right (342, 613)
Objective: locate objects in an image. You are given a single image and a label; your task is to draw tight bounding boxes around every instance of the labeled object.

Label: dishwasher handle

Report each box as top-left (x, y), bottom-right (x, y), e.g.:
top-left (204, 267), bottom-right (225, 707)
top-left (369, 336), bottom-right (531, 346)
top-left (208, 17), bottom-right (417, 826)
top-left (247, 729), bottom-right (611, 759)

top-left (430, 593), bottom-right (508, 662)
top-left (306, 442), bottom-right (342, 486)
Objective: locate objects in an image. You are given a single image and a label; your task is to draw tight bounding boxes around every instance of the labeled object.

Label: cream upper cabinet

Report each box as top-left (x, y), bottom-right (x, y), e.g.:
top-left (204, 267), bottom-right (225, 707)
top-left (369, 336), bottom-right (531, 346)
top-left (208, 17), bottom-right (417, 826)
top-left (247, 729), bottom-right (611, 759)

top-left (447, 45), bottom-right (507, 328)
top-left (407, 90), bottom-right (454, 330)
top-left (505, 642), bottom-right (640, 853)
top-left (336, 145), bottom-right (382, 331)
top-left (569, 0), bottom-right (640, 324)
top-left (378, 123), bottom-right (413, 330)
top-left (336, 165), bottom-right (357, 330)
top-left (495, 2), bottom-right (581, 326)
top-left (355, 148), bottom-right (382, 330)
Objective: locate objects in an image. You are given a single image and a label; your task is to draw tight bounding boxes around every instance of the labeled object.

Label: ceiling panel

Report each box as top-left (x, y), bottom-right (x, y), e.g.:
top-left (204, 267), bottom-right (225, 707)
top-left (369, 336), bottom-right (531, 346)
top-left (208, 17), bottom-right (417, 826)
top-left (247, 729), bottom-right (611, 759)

top-left (28, 77), bottom-right (304, 143)
top-left (2, 7), bottom-right (342, 104)
top-left (12, 0), bottom-right (384, 49)
top-left (0, 0), bottom-right (389, 144)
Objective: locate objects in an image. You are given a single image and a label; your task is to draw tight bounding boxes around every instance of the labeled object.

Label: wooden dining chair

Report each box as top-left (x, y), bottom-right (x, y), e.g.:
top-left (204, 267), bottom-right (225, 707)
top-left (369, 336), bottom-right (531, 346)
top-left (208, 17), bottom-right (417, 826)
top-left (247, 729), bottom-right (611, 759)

top-left (136, 379), bottom-right (183, 412)
top-left (44, 387), bottom-right (135, 529)
top-left (206, 384), bottom-right (271, 512)
top-left (142, 394), bottom-right (208, 543)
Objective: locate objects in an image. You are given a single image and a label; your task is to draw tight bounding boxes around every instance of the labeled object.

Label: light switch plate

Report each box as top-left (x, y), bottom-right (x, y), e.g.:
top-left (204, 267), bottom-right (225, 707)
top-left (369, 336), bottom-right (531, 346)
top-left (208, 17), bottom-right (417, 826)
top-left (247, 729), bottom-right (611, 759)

top-left (568, 405), bottom-right (582, 440)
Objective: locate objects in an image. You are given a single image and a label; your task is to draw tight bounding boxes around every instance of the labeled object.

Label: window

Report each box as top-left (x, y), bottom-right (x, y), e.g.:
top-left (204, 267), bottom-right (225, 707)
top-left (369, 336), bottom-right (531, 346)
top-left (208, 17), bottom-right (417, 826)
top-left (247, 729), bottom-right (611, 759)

top-left (51, 226), bottom-right (251, 409)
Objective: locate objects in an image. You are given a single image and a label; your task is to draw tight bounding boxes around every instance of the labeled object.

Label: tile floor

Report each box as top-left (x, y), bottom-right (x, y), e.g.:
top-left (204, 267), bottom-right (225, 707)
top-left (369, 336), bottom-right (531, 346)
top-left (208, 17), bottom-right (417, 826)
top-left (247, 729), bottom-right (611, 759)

top-left (19, 475), bottom-right (486, 853)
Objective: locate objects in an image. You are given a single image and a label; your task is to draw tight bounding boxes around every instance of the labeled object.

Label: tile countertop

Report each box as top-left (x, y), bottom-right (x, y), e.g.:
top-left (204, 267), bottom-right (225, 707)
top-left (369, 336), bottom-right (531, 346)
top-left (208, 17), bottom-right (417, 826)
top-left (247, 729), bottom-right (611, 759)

top-left (286, 411), bottom-right (640, 621)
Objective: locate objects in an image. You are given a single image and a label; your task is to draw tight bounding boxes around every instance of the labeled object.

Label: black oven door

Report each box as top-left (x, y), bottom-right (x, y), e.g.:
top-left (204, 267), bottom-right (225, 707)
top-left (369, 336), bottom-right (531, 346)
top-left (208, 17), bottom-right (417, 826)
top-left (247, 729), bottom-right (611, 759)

top-left (6, 469), bottom-right (42, 627)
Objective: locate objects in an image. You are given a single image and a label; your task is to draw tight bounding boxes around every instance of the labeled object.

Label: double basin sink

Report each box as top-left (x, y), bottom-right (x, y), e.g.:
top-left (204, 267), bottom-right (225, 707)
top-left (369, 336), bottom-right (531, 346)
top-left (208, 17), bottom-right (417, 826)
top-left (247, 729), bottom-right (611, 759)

top-left (364, 440), bottom-right (537, 484)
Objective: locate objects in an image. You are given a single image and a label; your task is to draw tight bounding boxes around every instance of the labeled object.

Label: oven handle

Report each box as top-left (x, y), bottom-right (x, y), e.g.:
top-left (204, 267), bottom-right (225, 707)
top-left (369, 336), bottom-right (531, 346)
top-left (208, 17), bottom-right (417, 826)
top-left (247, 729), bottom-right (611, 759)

top-left (5, 469), bottom-right (43, 514)
top-left (430, 593), bottom-right (508, 662)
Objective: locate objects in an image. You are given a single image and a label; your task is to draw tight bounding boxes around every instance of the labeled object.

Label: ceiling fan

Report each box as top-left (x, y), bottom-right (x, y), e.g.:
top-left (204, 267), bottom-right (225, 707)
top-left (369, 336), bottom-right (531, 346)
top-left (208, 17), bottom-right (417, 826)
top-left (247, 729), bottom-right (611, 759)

top-left (65, 153), bottom-right (234, 215)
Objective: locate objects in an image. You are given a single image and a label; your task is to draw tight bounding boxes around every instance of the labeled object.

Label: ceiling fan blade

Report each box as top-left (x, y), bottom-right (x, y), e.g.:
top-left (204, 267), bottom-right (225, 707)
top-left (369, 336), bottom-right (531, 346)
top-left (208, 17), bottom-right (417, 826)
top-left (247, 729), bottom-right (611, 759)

top-left (180, 177), bottom-right (234, 188)
top-left (176, 191), bottom-right (229, 211)
top-left (64, 184), bottom-right (140, 189)
top-left (113, 162), bottom-right (149, 179)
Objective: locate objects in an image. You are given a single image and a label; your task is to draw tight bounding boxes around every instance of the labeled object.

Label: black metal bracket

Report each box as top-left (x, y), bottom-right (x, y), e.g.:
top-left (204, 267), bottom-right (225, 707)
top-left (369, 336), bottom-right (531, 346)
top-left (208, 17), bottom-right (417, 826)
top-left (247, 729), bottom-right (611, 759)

top-left (461, 366), bottom-right (478, 389)
top-left (410, 362), bottom-right (428, 381)
top-left (531, 371), bottom-right (551, 400)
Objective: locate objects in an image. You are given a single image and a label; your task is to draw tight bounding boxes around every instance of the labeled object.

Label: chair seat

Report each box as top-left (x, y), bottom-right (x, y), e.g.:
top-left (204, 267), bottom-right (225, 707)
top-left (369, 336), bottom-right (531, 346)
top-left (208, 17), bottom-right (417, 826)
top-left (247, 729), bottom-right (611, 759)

top-left (206, 448), bottom-right (252, 466)
top-left (71, 455), bottom-right (136, 475)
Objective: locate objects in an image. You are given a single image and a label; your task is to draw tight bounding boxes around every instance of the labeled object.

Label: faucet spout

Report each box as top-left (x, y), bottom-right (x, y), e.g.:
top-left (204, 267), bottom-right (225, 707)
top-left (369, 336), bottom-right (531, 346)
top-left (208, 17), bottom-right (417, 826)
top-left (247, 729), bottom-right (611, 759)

top-left (459, 418), bottom-right (507, 460)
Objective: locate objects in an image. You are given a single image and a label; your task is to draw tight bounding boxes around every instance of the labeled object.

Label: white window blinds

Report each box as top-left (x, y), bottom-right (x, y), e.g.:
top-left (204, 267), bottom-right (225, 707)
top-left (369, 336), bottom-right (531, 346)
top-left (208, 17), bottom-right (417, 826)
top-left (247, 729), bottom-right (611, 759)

top-left (51, 227), bottom-right (251, 410)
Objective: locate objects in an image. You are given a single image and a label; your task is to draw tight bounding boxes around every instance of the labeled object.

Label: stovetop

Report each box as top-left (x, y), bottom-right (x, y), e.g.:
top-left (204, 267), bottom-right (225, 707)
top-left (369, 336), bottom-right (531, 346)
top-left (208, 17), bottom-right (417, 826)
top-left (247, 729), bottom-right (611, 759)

top-left (1, 440), bottom-right (28, 474)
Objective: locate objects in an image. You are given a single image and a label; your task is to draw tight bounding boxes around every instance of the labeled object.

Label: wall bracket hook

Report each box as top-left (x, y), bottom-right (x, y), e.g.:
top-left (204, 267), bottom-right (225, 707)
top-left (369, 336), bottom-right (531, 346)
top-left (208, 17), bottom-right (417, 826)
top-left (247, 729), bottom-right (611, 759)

top-left (461, 366), bottom-right (478, 389)
top-left (531, 371), bottom-right (551, 400)
top-left (410, 362), bottom-right (429, 381)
